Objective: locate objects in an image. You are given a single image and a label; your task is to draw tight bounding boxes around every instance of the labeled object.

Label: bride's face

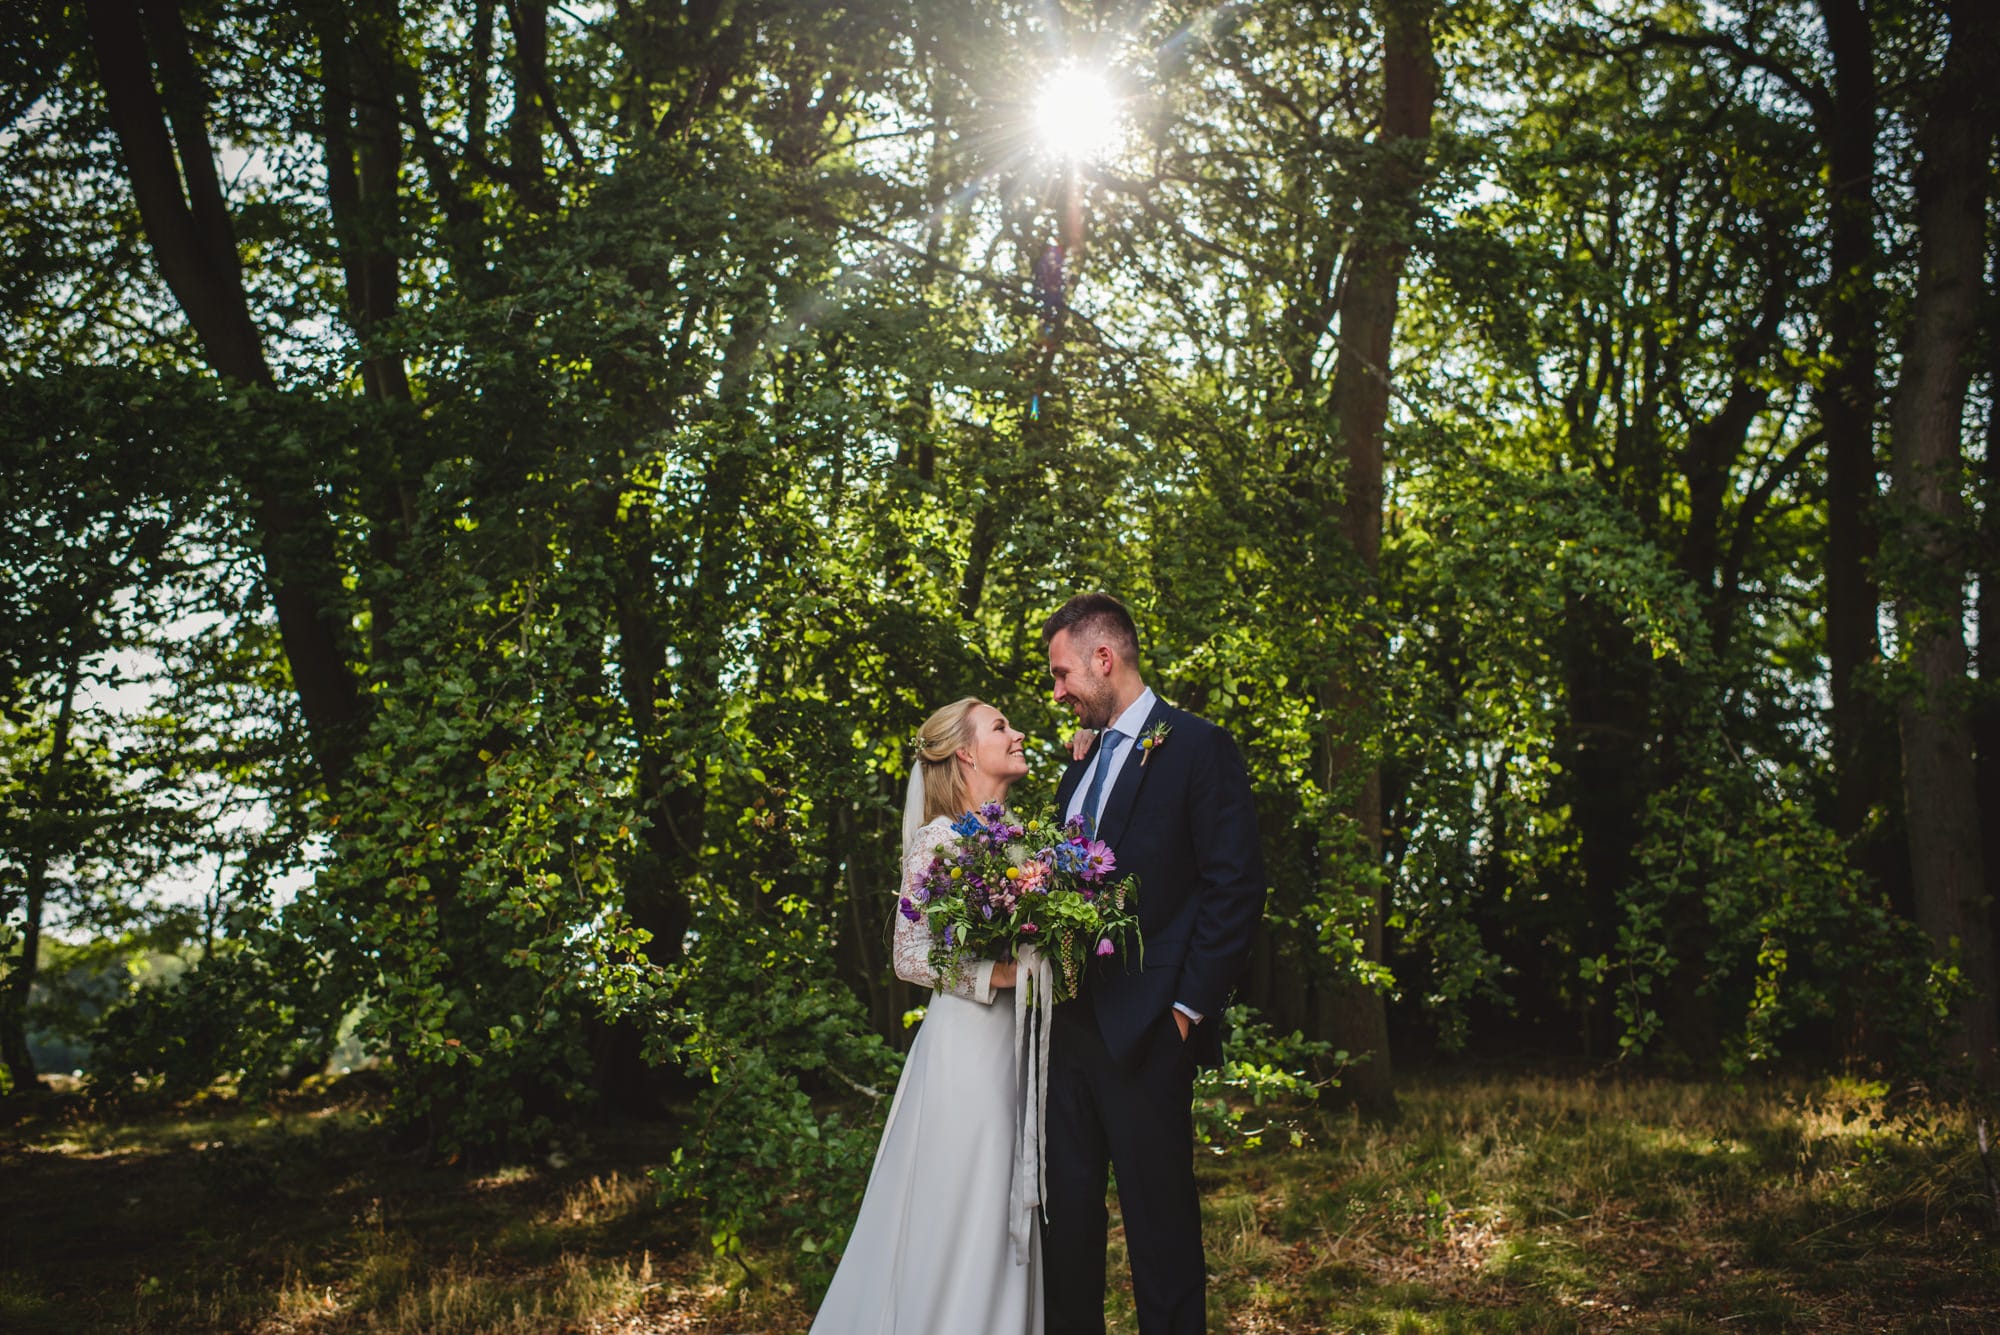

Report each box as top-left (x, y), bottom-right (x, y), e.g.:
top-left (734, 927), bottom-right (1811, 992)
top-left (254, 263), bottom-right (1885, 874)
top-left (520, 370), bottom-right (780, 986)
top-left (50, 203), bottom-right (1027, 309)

top-left (960, 704), bottom-right (1029, 786)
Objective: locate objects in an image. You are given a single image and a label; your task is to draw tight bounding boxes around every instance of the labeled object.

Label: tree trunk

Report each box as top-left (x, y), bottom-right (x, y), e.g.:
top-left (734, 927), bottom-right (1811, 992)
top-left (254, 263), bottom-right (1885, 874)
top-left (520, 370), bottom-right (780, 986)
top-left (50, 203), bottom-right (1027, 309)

top-left (1559, 605), bottom-right (1652, 1059)
top-left (318, 0), bottom-right (412, 409)
top-left (84, 0), bottom-right (366, 789)
top-left (314, 0), bottom-right (419, 667)
top-left (1656, 272), bottom-right (1785, 1066)
top-left (0, 655), bottom-right (83, 1088)
top-left (1312, 0), bottom-right (1436, 1115)
top-left (1816, 0), bottom-right (1893, 850)
top-left (610, 502), bottom-right (697, 985)
top-left (1978, 238), bottom-right (2000, 1046)
top-left (831, 802), bottom-right (909, 1046)
top-left (1890, 0), bottom-right (1999, 1086)
top-left (587, 290), bottom-right (778, 1109)
top-left (579, 513), bottom-right (698, 1116)
top-left (507, 0), bottom-right (552, 210)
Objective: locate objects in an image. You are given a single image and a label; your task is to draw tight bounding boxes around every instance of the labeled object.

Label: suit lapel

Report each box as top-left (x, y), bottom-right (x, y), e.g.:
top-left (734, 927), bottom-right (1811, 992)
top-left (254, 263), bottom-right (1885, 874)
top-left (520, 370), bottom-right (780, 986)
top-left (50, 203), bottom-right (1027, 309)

top-left (1094, 699), bottom-right (1169, 847)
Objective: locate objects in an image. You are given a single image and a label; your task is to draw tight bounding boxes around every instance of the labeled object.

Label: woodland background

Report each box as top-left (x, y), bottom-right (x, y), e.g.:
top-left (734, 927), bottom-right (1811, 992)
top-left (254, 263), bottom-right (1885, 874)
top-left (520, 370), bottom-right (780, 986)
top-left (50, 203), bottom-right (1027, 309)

top-left (3, 0), bottom-right (2000, 1297)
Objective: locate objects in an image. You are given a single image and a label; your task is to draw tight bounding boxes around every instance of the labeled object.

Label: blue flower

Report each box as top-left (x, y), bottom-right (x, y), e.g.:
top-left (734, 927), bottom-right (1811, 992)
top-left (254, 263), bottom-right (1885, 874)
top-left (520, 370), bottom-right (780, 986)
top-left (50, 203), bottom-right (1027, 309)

top-left (950, 811), bottom-right (983, 839)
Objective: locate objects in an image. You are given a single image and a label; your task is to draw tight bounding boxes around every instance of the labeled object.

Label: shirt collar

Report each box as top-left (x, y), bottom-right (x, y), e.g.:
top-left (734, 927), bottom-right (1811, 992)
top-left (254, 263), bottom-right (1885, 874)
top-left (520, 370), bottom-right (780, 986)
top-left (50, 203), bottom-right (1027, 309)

top-left (1107, 686), bottom-right (1157, 742)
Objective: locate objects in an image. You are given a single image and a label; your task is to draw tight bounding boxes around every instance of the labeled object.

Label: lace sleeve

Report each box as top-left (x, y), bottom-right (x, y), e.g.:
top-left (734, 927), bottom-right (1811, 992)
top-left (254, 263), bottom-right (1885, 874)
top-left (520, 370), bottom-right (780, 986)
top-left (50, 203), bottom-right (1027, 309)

top-left (894, 820), bottom-right (997, 1005)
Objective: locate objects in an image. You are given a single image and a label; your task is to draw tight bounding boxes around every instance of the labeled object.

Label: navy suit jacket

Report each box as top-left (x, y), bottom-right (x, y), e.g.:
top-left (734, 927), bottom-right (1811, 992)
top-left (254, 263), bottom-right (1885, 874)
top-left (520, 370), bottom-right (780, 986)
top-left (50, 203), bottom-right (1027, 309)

top-left (1055, 698), bottom-right (1265, 1067)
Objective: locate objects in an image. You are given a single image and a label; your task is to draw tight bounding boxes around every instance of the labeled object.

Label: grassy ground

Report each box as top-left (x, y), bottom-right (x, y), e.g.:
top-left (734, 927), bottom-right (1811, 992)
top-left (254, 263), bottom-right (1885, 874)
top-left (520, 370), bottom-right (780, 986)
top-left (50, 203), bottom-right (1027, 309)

top-left (1, 1069), bottom-right (1994, 1333)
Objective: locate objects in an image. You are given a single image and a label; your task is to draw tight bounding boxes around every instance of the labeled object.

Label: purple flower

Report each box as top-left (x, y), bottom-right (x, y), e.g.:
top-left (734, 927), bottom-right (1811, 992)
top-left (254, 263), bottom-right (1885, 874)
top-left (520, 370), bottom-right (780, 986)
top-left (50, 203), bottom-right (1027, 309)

top-left (1095, 938), bottom-right (1116, 957)
top-left (980, 801), bottom-right (1006, 821)
top-left (899, 897), bottom-right (920, 923)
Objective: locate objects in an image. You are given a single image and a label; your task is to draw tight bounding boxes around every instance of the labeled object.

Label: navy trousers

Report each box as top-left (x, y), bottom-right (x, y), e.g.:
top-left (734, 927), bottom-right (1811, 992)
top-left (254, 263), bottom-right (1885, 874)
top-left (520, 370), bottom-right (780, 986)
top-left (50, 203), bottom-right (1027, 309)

top-left (1042, 998), bottom-right (1205, 1334)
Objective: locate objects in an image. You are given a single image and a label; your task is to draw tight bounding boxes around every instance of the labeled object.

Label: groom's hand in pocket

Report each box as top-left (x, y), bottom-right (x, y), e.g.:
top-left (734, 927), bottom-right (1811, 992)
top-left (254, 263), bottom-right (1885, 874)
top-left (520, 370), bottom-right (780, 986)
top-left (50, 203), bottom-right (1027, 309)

top-left (1173, 1010), bottom-right (1191, 1042)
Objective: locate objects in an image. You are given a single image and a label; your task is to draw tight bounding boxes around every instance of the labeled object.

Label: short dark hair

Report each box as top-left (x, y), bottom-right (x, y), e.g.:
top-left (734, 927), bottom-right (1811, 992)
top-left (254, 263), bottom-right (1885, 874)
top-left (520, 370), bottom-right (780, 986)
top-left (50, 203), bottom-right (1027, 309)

top-left (1042, 592), bottom-right (1140, 661)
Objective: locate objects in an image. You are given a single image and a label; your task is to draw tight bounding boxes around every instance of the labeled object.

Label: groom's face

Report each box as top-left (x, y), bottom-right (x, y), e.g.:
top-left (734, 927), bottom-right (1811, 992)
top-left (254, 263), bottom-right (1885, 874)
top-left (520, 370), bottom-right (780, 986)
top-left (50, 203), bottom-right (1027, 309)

top-left (1047, 628), bottom-right (1118, 731)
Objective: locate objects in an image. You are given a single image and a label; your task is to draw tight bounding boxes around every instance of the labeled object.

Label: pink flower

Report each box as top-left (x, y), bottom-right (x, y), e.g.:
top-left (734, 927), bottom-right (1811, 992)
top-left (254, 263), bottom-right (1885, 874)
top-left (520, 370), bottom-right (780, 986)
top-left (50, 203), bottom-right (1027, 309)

top-left (1095, 938), bottom-right (1116, 957)
top-left (1020, 922), bottom-right (1039, 935)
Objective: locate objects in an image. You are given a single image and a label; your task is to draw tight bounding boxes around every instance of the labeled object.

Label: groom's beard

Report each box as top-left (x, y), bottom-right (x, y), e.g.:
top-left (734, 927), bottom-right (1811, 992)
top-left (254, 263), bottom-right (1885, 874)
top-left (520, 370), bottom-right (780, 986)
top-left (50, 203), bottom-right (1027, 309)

top-left (1075, 680), bottom-right (1117, 731)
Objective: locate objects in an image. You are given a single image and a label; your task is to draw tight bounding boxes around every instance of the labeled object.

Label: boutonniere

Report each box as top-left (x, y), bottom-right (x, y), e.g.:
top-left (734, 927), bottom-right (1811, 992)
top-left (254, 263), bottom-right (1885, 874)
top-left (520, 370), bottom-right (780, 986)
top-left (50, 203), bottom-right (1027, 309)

top-left (1137, 722), bottom-right (1171, 765)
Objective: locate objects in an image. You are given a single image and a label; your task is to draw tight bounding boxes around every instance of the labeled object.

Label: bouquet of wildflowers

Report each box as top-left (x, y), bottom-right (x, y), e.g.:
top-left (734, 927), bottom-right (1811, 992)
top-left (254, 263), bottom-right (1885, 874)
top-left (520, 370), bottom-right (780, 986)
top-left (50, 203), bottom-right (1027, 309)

top-left (900, 802), bottom-right (1140, 1004)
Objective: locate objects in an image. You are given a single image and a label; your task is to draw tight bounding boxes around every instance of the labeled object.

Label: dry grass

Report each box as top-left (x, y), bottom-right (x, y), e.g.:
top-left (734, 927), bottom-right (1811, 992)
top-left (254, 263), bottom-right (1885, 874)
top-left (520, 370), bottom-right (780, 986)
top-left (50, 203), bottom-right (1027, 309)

top-left (1167, 1071), bottom-right (1999, 1333)
top-left (2, 1069), bottom-right (1992, 1334)
top-left (0, 1082), bottom-right (793, 1335)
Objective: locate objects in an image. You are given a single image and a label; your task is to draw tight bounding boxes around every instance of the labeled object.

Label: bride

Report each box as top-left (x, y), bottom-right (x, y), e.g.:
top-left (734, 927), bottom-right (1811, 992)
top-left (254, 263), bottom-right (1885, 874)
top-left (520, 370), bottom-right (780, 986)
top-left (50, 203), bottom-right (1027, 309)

top-left (810, 696), bottom-right (1044, 1335)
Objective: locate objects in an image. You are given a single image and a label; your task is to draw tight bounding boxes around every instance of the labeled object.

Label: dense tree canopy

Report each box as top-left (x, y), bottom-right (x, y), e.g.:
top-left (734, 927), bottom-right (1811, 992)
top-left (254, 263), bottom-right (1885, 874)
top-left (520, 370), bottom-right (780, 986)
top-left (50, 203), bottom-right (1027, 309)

top-left (2, 0), bottom-right (1996, 1276)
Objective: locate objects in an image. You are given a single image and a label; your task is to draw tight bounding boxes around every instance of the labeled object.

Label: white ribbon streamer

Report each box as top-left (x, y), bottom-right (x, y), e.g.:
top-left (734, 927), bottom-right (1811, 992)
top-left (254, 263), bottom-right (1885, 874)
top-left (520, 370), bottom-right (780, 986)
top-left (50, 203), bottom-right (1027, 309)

top-left (1009, 945), bottom-right (1056, 1265)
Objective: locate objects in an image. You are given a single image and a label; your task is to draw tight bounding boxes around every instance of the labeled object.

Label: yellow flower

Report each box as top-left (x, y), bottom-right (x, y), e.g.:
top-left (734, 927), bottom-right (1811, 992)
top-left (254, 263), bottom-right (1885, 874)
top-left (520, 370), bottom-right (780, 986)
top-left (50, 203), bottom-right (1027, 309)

top-left (1005, 866), bottom-right (1020, 880)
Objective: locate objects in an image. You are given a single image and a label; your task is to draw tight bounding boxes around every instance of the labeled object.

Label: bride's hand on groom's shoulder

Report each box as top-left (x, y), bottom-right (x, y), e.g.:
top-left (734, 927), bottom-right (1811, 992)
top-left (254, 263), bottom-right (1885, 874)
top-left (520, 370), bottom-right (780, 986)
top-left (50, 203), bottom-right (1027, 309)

top-left (1069, 729), bottom-right (1095, 761)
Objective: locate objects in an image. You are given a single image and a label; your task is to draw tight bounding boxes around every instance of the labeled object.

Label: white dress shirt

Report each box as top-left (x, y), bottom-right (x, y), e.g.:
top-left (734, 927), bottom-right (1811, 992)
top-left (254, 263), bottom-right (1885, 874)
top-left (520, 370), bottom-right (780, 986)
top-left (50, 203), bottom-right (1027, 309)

top-left (1064, 687), bottom-right (1157, 828)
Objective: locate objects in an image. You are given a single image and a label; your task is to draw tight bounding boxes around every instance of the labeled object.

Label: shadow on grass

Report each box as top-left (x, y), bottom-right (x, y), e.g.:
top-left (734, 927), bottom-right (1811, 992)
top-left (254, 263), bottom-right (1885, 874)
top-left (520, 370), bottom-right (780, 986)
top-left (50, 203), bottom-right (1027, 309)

top-left (0, 1081), bottom-right (784, 1334)
top-left (2, 1069), bottom-right (1992, 1334)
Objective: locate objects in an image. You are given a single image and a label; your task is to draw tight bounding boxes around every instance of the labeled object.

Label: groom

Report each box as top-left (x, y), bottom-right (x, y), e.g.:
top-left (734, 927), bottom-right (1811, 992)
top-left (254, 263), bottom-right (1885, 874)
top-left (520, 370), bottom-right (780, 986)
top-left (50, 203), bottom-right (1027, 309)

top-left (1041, 593), bottom-right (1265, 1334)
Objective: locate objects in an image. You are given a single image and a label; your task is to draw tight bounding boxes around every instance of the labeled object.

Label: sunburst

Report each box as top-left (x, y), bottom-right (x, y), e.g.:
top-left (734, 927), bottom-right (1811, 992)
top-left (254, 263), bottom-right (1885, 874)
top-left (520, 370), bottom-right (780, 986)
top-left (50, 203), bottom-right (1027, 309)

top-left (1032, 65), bottom-right (1123, 163)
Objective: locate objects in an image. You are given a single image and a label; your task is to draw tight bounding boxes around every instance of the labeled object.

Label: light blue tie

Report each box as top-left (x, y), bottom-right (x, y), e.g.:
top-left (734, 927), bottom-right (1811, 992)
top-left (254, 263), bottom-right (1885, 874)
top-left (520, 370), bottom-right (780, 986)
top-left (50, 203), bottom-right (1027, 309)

top-left (1080, 729), bottom-right (1126, 838)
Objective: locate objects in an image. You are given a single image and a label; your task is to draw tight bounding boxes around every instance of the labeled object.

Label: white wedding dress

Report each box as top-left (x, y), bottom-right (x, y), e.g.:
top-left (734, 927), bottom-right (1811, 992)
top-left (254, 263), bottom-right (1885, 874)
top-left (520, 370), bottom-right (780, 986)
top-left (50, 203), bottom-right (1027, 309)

top-left (810, 815), bottom-right (1045, 1335)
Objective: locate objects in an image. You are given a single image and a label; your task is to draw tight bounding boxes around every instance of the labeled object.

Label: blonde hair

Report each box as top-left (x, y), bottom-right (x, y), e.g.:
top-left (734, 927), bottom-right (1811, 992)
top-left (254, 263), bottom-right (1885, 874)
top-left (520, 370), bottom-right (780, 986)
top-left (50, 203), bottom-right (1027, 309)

top-left (915, 696), bottom-right (984, 824)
